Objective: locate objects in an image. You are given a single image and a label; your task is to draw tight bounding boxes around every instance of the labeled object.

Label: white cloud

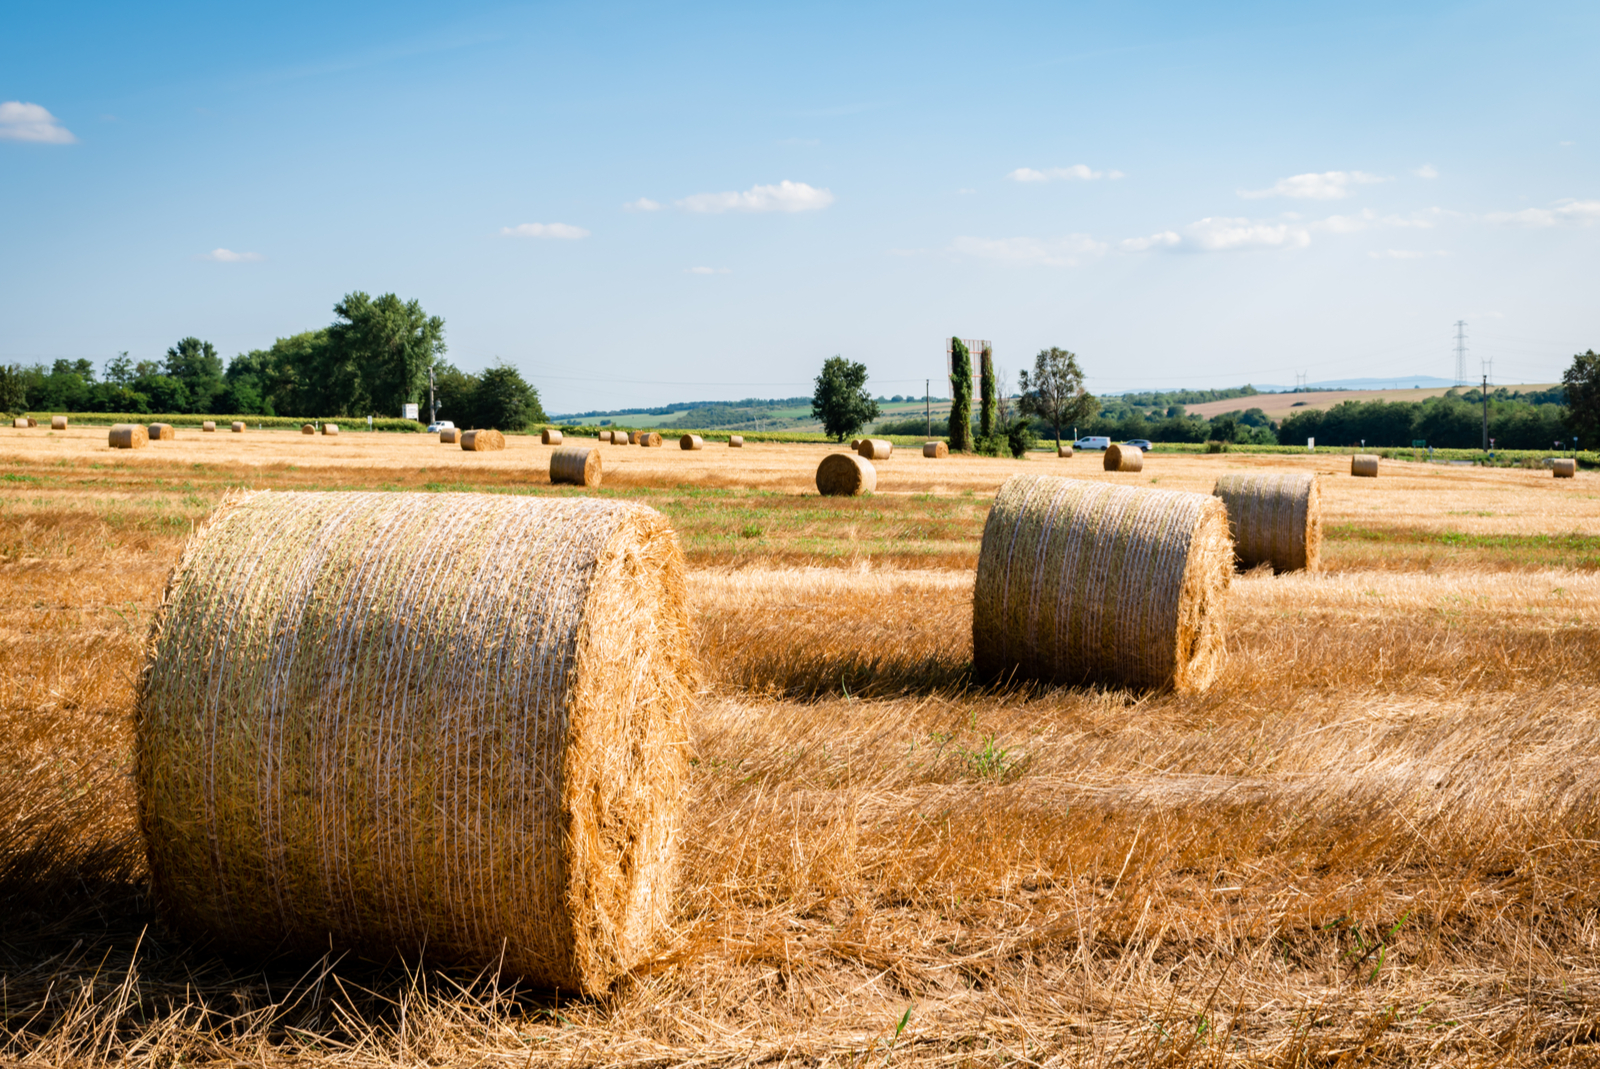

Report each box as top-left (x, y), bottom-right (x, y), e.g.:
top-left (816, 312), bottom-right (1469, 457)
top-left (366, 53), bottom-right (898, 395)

top-left (1238, 171), bottom-right (1388, 200)
top-left (676, 180), bottom-right (833, 213)
top-left (1007, 164), bottom-right (1123, 183)
top-left (500, 222), bottom-right (590, 239)
top-left (1484, 199), bottom-right (1600, 227)
top-left (1122, 217), bottom-right (1311, 253)
top-left (1368, 249), bottom-right (1448, 259)
top-left (623, 197), bottom-right (662, 212)
top-left (1414, 164), bottom-right (1439, 179)
top-left (951, 234), bottom-right (1106, 267)
top-left (1119, 231), bottom-right (1181, 252)
top-left (0, 101), bottom-right (76, 143)
top-left (198, 248), bottom-right (263, 262)
top-left (1312, 210), bottom-right (1376, 234)
top-left (686, 266), bottom-right (730, 274)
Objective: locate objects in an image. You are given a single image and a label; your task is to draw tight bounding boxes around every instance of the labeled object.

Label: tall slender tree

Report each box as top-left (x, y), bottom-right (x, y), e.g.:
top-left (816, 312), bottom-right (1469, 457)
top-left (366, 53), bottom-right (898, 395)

top-left (979, 345), bottom-right (996, 440)
top-left (948, 338), bottom-right (974, 451)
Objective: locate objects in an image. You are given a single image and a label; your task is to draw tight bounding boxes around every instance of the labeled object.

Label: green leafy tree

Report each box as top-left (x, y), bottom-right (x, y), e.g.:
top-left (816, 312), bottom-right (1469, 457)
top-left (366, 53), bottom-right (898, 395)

top-left (1017, 347), bottom-right (1096, 447)
top-left (164, 338), bottom-right (227, 412)
top-left (431, 362), bottom-right (479, 426)
top-left (811, 355), bottom-right (880, 441)
top-left (979, 345), bottom-right (996, 439)
top-left (473, 361), bottom-right (546, 430)
top-left (948, 338), bottom-right (973, 451)
top-left (1563, 350), bottom-right (1600, 447)
top-left (0, 365), bottom-right (25, 416)
top-left (325, 292), bottom-right (445, 417)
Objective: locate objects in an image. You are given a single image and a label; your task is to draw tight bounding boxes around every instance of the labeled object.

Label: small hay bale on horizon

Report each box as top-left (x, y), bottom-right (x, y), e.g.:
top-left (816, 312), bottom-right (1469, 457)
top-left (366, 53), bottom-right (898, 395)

top-left (11, 418), bottom-right (29, 429)
top-left (542, 428), bottom-right (564, 445)
top-left (1104, 443), bottom-right (1142, 472)
top-left (51, 416), bottom-right (68, 430)
top-left (550, 445), bottom-right (602, 487)
top-left (108, 424), bottom-right (149, 450)
top-left (1058, 444), bottom-right (1073, 458)
top-left (461, 429), bottom-right (506, 451)
top-left (858, 438), bottom-right (892, 461)
top-left (817, 453), bottom-right (876, 496)
top-left (637, 432), bottom-right (662, 448)
top-left (202, 421), bottom-right (216, 432)
top-left (679, 434), bottom-right (703, 451)
top-left (323, 423), bottom-right (339, 436)
top-left (923, 441), bottom-right (948, 458)
top-left (974, 474), bottom-right (1231, 694)
top-left (598, 430), bottom-right (612, 442)
top-left (148, 423), bottom-right (175, 441)
top-left (1212, 472), bottom-right (1322, 573)
top-left (728, 435), bottom-right (743, 447)
top-left (850, 438), bottom-right (863, 450)
top-left (1552, 458), bottom-right (1576, 478)
top-left (1351, 454), bottom-right (1379, 478)
top-left (230, 422), bottom-right (246, 433)
top-left (301, 424), bottom-right (315, 435)
top-left (440, 427), bottom-right (461, 444)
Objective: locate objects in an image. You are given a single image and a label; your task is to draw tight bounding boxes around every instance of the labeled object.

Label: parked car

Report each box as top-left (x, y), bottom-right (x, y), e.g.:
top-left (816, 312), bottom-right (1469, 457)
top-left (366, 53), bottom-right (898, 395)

top-left (1122, 438), bottom-right (1153, 451)
top-left (426, 420), bottom-right (456, 433)
top-left (1073, 436), bottom-right (1111, 451)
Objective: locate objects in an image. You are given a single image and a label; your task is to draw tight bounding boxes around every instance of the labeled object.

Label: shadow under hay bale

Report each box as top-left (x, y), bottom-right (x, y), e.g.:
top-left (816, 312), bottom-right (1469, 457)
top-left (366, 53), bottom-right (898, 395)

top-left (108, 424), bottom-right (148, 449)
top-left (816, 453), bottom-right (876, 496)
top-left (1351, 454), bottom-right (1379, 477)
top-left (136, 490), bottom-right (694, 995)
top-left (923, 441), bottom-right (948, 458)
top-left (679, 434), bottom-right (703, 450)
top-left (973, 474), bottom-right (1231, 693)
top-left (551, 444), bottom-right (602, 487)
top-left (461, 429), bottom-right (505, 451)
top-left (1212, 472), bottom-right (1322, 573)
top-left (857, 438), bottom-right (892, 460)
top-left (148, 423), bottom-right (175, 441)
top-left (1103, 443), bottom-right (1142, 472)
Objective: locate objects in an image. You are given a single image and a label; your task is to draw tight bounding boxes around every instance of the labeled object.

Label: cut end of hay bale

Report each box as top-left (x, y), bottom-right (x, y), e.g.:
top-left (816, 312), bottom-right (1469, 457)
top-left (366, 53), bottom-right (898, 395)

top-left (857, 438), bottom-right (892, 461)
top-left (148, 423), bottom-right (175, 441)
top-left (816, 452), bottom-right (876, 496)
top-left (230, 422), bottom-right (246, 433)
top-left (136, 491), bottom-right (695, 994)
top-left (1351, 454), bottom-right (1379, 478)
top-left (637, 432), bottom-right (662, 448)
top-left (679, 434), bottom-right (703, 451)
top-left (461, 429), bottom-right (506, 451)
top-left (550, 445), bottom-right (603, 487)
top-left (973, 474), bottom-right (1232, 694)
top-left (301, 424), bottom-right (315, 435)
top-left (202, 421), bottom-right (216, 432)
top-left (50, 416), bottom-right (68, 430)
top-left (542, 428), bottom-right (564, 445)
top-left (108, 424), bottom-right (149, 449)
top-left (1058, 445), bottom-right (1073, 458)
top-left (439, 428), bottom-right (460, 444)
top-left (728, 435), bottom-right (743, 447)
top-left (923, 441), bottom-right (948, 458)
top-left (1104, 443), bottom-right (1143, 472)
top-left (1212, 472), bottom-right (1322, 573)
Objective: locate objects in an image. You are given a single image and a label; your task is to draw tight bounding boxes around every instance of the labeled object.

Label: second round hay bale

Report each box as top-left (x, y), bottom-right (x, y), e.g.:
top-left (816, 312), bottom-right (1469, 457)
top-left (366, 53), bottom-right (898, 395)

top-left (136, 490), bottom-right (693, 995)
top-left (1058, 444), bottom-right (1073, 458)
top-left (923, 441), bottom-right (948, 458)
top-left (550, 445), bottom-right (603, 487)
top-left (108, 424), bottom-right (149, 449)
top-left (148, 423), bottom-right (175, 441)
top-left (679, 434), bottom-right (703, 451)
top-left (322, 423), bottom-right (339, 436)
top-left (973, 474), bottom-right (1232, 693)
top-left (1552, 458), bottom-right (1576, 478)
top-left (51, 416), bottom-right (68, 430)
top-left (1104, 443), bottom-right (1143, 472)
top-left (728, 435), bottom-right (743, 447)
top-left (1212, 472), bottom-right (1322, 573)
top-left (857, 438), bottom-right (892, 461)
top-left (301, 424), bottom-right (316, 435)
top-left (637, 432), bottom-right (662, 448)
top-left (12, 417), bottom-right (30, 429)
top-left (440, 427), bottom-right (461, 444)
top-left (850, 438), bottom-right (863, 450)
top-left (598, 430), bottom-right (613, 443)
top-left (231, 421), bottom-right (246, 433)
top-left (461, 429), bottom-right (506, 451)
top-left (202, 421), bottom-right (216, 432)
top-left (542, 428), bottom-right (564, 445)
top-left (1351, 454), bottom-right (1379, 478)
top-left (816, 453), bottom-right (876, 496)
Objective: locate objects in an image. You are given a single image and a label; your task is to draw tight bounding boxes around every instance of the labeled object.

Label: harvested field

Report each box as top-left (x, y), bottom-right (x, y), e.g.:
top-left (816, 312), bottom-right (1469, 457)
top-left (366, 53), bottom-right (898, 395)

top-left (3, 426), bottom-right (1600, 1065)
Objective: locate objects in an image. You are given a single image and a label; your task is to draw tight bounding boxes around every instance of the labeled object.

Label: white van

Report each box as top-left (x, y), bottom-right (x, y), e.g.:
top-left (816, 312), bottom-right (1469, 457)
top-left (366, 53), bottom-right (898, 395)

top-left (1073, 436), bottom-right (1111, 451)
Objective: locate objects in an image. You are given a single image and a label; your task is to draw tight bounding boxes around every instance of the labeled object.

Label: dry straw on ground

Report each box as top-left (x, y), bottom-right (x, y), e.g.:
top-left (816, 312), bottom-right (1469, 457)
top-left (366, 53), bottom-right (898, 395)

top-left (439, 428), bottom-right (460, 444)
top-left (679, 434), bottom-right (704, 450)
top-left (857, 438), bottom-right (892, 460)
top-left (230, 421), bottom-right (245, 433)
top-left (460, 429), bottom-right (505, 451)
top-left (323, 423), bottom-right (339, 435)
top-left (551, 444), bottom-right (603, 487)
top-left (816, 452), bottom-right (876, 496)
top-left (148, 423), bottom-right (174, 440)
top-left (638, 432), bottom-right (663, 448)
top-left (1352, 453), bottom-right (1380, 477)
top-left (923, 441), bottom-right (948, 458)
top-left (728, 435), bottom-right (742, 447)
top-left (135, 490), bottom-right (694, 994)
top-left (973, 474), bottom-right (1232, 693)
top-left (51, 416), bottom-right (68, 430)
top-left (1212, 471), bottom-right (1323, 573)
top-left (1554, 458), bottom-right (1577, 478)
top-left (542, 428), bottom-right (563, 445)
top-left (107, 425), bottom-right (148, 450)
top-left (202, 421), bottom-right (215, 432)
top-left (301, 424), bottom-right (315, 435)
top-left (1103, 443), bottom-right (1143, 472)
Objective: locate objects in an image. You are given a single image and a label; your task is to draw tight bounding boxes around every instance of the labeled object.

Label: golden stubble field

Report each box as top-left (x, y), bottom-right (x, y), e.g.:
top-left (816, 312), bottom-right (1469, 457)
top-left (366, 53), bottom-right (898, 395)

top-left (3, 426), bottom-right (1600, 1066)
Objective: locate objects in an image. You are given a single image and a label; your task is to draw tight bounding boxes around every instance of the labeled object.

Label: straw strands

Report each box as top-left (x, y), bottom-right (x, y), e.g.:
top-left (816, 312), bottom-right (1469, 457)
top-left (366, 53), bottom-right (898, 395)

top-left (1103, 443), bottom-right (1143, 472)
top-left (461, 429), bottom-right (506, 451)
top-left (1351, 454), bottom-right (1379, 477)
top-left (1212, 472), bottom-right (1322, 573)
top-left (51, 416), bottom-right (68, 430)
top-left (1553, 458), bottom-right (1576, 478)
top-left (135, 490), bottom-right (694, 994)
top-left (440, 428), bottom-right (460, 444)
top-left (923, 441), bottom-right (948, 458)
top-left (108, 424), bottom-right (149, 449)
top-left (728, 435), bottom-right (743, 447)
top-left (679, 434), bottom-right (703, 451)
top-left (816, 453), bottom-right (876, 496)
top-left (148, 423), bottom-right (175, 440)
top-left (973, 475), bottom-right (1232, 693)
top-left (542, 429), bottom-right (564, 445)
top-left (637, 432), bottom-right (663, 448)
top-left (857, 438), bottom-right (892, 460)
top-left (202, 421), bottom-right (216, 432)
top-left (550, 445), bottom-right (603, 487)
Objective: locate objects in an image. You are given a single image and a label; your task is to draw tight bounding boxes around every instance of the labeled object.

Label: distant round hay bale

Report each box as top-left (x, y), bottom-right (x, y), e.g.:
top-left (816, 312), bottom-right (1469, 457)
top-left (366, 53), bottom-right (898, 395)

top-left (439, 428), bottom-right (461, 444)
top-left (728, 435), bottom-right (743, 447)
top-left (551, 445), bottom-right (603, 487)
top-left (973, 475), bottom-right (1232, 694)
top-left (850, 439), bottom-right (863, 450)
top-left (1553, 458), bottom-right (1577, 478)
top-left (1212, 472), bottom-right (1322, 573)
top-left (108, 424), bottom-right (149, 449)
top-left (231, 422), bottom-right (246, 433)
top-left (301, 424), bottom-right (315, 435)
top-left (136, 490), bottom-right (693, 995)
top-left (816, 453), bottom-right (876, 496)
top-left (923, 441), bottom-right (948, 458)
top-left (51, 416), bottom-right (68, 431)
top-left (679, 434), bottom-right (703, 451)
top-left (598, 430), bottom-right (613, 442)
top-left (542, 428), bottom-right (564, 445)
top-left (637, 432), bottom-right (662, 448)
top-left (1104, 443), bottom-right (1143, 472)
top-left (613, 432), bottom-right (631, 444)
top-left (461, 429), bottom-right (506, 451)
top-left (148, 423), bottom-right (175, 441)
top-left (27, 418), bottom-right (38, 427)
top-left (202, 421), bottom-right (216, 433)
top-left (1058, 445), bottom-right (1073, 458)
top-left (857, 438), bottom-right (892, 460)
top-left (12, 418), bottom-right (29, 429)
top-left (1351, 454), bottom-right (1379, 478)
top-left (323, 423), bottom-right (339, 436)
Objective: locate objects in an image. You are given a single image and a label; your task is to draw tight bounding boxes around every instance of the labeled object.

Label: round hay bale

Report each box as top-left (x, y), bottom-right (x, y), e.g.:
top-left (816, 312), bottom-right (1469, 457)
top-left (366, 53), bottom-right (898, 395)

top-left (1104, 443), bottom-right (1143, 472)
top-left (439, 427), bottom-right (461, 444)
top-left (136, 490), bottom-right (694, 994)
top-left (542, 428), bottom-right (564, 445)
top-left (202, 421), bottom-right (216, 433)
top-left (638, 432), bottom-right (662, 448)
top-left (1212, 472), bottom-right (1322, 573)
top-left (923, 441), bottom-right (948, 458)
top-left (231, 421), bottom-right (246, 434)
top-left (728, 435), bottom-right (743, 448)
top-left (1351, 454), bottom-right (1379, 478)
top-left (973, 474), bottom-right (1232, 694)
top-left (850, 438), bottom-right (863, 450)
top-left (301, 424), bottom-right (316, 435)
top-left (12, 418), bottom-right (29, 429)
top-left (551, 445), bottom-right (603, 487)
top-left (1553, 458), bottom-right (1577, 478)
top-left (322, 423), bottom-right (339, 436)
top-left (598, 430), bottom-right (613, 443)
top-left (857, 438), bottom-right (892, 461)
top-left (460, 429), bottom-right (506, 451)
top-left (679, 434), bottom-right (703, 451)
top-left (1058, 445), bottom-right (1073, 458)
top-left (148, 423), bottom-right (175, 441)
top-left (108, 424), bottom-right (149, 449)
top-left (816, 453), bottom-right (876, 496)
top-left (613, 432), bottom-right (631, 444)
top-left (51, 416), bottom-right (68, 431)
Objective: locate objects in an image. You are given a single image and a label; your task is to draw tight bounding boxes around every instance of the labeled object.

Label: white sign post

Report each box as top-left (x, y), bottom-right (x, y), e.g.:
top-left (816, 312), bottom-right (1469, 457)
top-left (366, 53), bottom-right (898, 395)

top-left (402, 403), bottom-right (419, 421)
top-left (1307, 437), bottom-right (1315, 453)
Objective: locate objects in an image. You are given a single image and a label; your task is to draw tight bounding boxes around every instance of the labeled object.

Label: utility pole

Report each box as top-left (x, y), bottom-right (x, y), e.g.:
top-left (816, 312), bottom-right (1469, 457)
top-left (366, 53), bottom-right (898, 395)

top-left (1454, 321), bottom-right (1468, 387)
top-left (428, 365), bottom-right (437, 424)
top-left (1481, 373), bottom-right (1490, 451)
top-left (925, 379), bottom-right (930, 437)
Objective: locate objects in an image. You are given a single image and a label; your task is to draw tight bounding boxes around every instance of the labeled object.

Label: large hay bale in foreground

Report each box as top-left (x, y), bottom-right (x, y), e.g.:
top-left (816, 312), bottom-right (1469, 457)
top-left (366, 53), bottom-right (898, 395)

top-left (973, 475), bottom-right (1232, 693)
top-left (679, 434), bottom-right (703, 451)
top-left (923, 441), bottom-right (948, 458)
top-left (231, 422), bottom-right (246, 433)
top-left (51, 416), bottom-right (68, 431)
top-left (439, 428), bottom-right (460, 444)
top-left (637, 432), bottom-right (662, 448)
top-left (728, 435), bottom-right (743, 448)
top-left (461, 429), bottom-right (505, 451)
top-left (551, 445), bottom-right (602, 487)
top-left (148, 423), bottom-right (175, 441)
top-left (301, 424), bottom-right (315, 435)
top-left (202, 421), bottom-right (216, 432)
top-left (1351, 454), bottom-right (1379, 478)
top-left (1104, 443), bottom-right (1143, 472)
top-left (108, 424), bottom-right (149, 449)
top-left (857, 438), bottom-right (892, 460)
top-left (542, 428), bottom-right (563, 445)
top-left (1553, 458), bottom-right (1576, 478)
top-left (136, 490), bottom-right (693, 994)
top-left (816, 453), bottom-right (876, 496)
top-left (1212, 472), bottom-right (1322, 573)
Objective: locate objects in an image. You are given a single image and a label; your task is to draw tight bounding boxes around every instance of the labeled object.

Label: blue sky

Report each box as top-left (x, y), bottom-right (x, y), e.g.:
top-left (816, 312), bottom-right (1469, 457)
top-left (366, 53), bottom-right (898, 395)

top-left (3, 0), bottom-right (1596, 411)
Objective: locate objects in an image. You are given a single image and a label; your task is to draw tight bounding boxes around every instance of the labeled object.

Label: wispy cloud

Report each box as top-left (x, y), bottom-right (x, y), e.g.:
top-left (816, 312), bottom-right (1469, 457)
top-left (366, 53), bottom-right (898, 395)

top-left (1414, 164), bottom-right (1439, 179)
top-left (623, 197), bottom-right (662, 212)
top-left (0, 101), bottom-right (76, 143)
top-left (685, 266), bottom-right (731, 274)
top-left (1368, 249), bottom-right (1448, 259)
top-left (1007, 164), bottom-right (1124, 183)
top-left (500, 222), bottom-right (590, 239)
top-left (1238, 171), bottom-right (1388, 200)
top-left (676, 180), bottom-right (833, 213)
top-left (1122, 217), bottom-right (1311, 253)
top-left (951, 234), bottom-right (1106, 267)
top-left (198, 248), bottom-right (263, 262)
top-left (1484, 199), bottom-right (1600, 227)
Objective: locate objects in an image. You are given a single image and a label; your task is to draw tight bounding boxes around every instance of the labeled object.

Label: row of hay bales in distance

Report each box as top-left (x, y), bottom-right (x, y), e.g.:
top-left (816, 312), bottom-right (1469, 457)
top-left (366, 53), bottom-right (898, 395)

top-left (107, 420), bottom-right (255, 447)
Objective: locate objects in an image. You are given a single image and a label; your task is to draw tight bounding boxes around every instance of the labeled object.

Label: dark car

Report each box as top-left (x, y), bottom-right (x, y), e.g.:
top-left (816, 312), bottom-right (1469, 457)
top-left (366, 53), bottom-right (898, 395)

top-left (1122, 438), bottom-right (1153, 451)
